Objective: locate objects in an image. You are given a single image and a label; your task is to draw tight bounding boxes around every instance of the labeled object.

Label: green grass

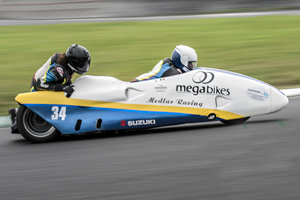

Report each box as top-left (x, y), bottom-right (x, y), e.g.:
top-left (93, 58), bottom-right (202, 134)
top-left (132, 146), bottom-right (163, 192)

top-left (1, 15), bottom-right (300, 115)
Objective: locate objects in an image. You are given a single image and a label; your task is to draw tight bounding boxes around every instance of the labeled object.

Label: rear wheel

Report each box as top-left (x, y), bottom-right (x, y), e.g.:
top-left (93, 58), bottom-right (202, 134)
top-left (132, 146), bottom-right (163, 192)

top-left (17, 105), bottom-right (60, 143)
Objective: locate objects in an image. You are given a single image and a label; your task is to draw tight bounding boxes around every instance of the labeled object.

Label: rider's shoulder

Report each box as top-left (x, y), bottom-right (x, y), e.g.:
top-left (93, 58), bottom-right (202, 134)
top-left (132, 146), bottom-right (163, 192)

top-left (162, 57), bottom-right (172, 64)
top-left (50, 53), bottom-right (61, 63)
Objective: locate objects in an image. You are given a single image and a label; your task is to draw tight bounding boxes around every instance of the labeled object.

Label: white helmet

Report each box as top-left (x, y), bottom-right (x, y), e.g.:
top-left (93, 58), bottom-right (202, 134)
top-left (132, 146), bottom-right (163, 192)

top-left (171, 45), bottom-right (197, 72)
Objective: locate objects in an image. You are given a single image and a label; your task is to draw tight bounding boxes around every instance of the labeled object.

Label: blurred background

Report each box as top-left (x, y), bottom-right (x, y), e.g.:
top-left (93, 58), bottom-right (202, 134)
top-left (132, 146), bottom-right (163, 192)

top-left (1, 0), bottom-right (300, 19)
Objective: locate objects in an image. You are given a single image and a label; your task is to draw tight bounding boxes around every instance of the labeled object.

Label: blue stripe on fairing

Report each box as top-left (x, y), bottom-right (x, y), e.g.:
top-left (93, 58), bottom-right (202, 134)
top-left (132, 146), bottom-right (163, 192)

top-left (196, 67), bottom-right (285, 95)
top-left (25, 103), bottom-right (189, 115)
top-left (24, 104), bottom-right (214, 134)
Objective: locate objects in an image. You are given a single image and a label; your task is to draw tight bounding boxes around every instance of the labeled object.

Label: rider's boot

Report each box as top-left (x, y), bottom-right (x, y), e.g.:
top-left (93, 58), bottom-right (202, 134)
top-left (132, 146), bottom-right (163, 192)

top-left (8, 108), bottom-right (19, 133)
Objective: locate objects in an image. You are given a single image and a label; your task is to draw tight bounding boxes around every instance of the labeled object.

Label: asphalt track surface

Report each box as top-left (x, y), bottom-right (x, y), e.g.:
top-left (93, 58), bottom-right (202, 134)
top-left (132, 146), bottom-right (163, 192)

top-left (0, 97), bottom-right (299, 200)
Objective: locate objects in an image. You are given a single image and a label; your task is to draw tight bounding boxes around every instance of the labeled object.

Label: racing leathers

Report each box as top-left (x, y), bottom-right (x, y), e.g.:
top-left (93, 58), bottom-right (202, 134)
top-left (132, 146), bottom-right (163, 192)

top-left (132, 57), bottom-right (182, 82)
top-left (30, 53), bottom-right (74, 92)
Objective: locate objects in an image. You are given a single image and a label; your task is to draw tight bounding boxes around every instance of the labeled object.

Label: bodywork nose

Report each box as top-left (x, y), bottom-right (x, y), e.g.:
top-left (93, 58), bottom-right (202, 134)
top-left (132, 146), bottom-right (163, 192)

top-left (271, 87), bottom-right (289, 113)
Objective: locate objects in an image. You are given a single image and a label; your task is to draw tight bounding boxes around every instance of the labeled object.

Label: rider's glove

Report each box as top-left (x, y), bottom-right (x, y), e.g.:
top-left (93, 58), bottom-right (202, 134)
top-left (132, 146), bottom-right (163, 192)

top-left (63, 85), bottom-right (74, 98)
top-left (131, 79), bottom-right (139, 82)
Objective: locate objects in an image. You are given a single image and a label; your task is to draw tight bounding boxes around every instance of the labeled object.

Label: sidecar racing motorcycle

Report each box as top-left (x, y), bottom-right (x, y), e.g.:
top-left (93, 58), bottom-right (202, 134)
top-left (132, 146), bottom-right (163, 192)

top-left (14, 67), bottom-right (289, 143)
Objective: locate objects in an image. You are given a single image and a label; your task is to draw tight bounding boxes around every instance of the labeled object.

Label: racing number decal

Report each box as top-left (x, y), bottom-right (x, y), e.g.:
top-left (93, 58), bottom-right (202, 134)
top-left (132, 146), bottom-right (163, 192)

top-left (51, 106), bottom-right (66, 120)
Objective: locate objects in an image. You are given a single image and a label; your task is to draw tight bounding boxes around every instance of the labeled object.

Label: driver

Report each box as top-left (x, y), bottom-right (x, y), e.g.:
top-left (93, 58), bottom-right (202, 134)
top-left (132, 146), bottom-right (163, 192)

top-left (8, 44), bottom-right (91, 133)
top-left (132, 45), bottom-right (197, 82)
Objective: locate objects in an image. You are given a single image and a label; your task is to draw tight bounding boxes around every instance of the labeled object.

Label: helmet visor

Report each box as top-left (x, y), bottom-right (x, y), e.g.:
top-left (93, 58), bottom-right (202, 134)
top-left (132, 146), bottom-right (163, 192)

top-left (73, 58), bottom-right (90, 75)
top-left (188, 61), bottom-right (197, 69)
top-left (77, 62), bottom-right (90, 75)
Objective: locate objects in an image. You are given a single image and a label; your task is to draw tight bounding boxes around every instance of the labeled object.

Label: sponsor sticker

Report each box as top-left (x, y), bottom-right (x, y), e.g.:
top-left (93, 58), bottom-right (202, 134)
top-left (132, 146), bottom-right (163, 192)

top-left (146, 97), bottom-right (203, 107)
top-left (120, 120), bottom-right (127, 127)
top-left (192, 71), bottom-right (214, 84)
top-left (247, 89), bottom-right (269, 101)
top-left (154, 84), bottom-right (167, 92)
top-left (155, 78), bottom-right (165, 82)
top-left (176, 85), bottom-right (230, 96)
top-left (56, 67), bottom-right (64, 77)
top-left (176, 71), bottom-right (230, 96)
top-left (120, 119), bottom-right (156, 127)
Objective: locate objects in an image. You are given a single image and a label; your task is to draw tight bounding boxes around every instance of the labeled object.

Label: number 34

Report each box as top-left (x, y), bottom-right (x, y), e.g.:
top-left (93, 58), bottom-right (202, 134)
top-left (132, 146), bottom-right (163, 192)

top-left (51, 106), bottom-right (67, 120)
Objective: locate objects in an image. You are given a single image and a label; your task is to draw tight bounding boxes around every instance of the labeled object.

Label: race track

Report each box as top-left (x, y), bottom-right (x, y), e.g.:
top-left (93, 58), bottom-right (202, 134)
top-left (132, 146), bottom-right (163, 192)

top-left (0, 97), bottom-right (299, 200)
top-left (1, 10), bottom-right (300, 26)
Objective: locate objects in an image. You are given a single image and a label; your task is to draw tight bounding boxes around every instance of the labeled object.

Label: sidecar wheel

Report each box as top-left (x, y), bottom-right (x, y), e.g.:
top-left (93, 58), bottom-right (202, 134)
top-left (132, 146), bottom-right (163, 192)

top-left (221, 117), bottom-right (250, 125)
top-left (17, 105), bottom-right (60, 143)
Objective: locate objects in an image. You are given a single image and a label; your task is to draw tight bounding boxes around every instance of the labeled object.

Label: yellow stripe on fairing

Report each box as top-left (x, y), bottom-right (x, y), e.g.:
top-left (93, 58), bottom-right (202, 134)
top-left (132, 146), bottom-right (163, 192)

top-left (15, 91), bottom-right (243, 120)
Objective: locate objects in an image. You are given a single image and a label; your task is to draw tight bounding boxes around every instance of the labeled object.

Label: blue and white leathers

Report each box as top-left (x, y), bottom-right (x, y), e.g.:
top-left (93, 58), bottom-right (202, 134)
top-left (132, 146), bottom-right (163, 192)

top-left (134, 58), bottom-right (182, 81)
top-left (134, 45), bottom-right (198, 82)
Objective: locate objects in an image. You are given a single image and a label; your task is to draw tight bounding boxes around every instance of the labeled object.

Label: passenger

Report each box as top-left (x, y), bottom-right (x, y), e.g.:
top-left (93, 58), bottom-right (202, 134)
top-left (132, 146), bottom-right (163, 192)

top-left (9, 44), bottom-right (91, 133)
top-left (132, 45), bottom-right (197, 82)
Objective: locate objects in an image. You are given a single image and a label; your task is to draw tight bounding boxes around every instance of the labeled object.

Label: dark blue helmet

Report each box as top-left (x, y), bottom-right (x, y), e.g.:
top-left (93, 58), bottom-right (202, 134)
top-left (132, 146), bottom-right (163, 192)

top-left (66, 44), bottom-right (91, 75)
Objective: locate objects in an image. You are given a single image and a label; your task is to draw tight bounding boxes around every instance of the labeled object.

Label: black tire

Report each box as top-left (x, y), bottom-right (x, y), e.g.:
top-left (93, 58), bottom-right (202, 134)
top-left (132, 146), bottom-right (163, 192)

top-left (17, 105), bottom-right (60, 143)
top-left (221, 117), bottom-right (250, 125)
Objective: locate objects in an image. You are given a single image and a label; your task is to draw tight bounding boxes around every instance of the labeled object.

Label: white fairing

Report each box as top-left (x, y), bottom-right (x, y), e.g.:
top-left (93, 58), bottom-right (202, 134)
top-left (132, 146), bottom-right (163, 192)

top-left (271, 87), bottom-right (289, 113)
top-left (72, 76), bottom-right (128, 102)
top-left (72, 67), bottom-right (288, 118)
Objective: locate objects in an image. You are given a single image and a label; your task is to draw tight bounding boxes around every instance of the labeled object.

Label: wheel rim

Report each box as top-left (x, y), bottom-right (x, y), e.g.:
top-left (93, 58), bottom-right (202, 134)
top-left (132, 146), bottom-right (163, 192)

top-left (23, 109), bottom-right (56, 138)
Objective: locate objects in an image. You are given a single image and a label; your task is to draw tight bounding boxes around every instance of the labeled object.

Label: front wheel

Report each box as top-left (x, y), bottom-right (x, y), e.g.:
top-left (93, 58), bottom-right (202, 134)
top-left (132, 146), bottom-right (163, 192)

top-left (221, 117), bottom-right (250, 125)
top-left (17, 105), bottom-right (60, 143)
